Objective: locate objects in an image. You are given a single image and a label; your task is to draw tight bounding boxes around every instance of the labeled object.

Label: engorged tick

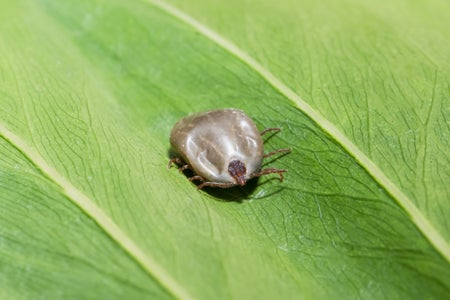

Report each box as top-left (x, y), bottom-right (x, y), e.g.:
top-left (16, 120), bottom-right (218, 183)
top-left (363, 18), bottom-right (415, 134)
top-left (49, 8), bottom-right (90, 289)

top-left (168, 108), bottom-right (291, 189)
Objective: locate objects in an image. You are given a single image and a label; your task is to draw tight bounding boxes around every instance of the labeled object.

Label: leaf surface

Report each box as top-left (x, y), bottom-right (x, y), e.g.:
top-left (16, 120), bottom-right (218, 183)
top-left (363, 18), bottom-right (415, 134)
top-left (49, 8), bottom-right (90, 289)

top-left (0, 0), bottom-right (449, 299)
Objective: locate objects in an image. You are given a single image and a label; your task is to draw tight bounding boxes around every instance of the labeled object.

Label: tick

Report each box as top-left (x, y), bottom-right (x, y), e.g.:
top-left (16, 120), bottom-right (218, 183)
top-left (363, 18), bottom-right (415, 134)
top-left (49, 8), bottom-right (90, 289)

top-left (168, 108), bottom-right (291, 189)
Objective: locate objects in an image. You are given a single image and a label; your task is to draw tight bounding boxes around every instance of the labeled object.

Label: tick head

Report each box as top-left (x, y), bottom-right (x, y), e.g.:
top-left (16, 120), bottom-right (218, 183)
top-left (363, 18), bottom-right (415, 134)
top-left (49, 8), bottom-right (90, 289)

top-left (228, 160), bottom-right (247, 186)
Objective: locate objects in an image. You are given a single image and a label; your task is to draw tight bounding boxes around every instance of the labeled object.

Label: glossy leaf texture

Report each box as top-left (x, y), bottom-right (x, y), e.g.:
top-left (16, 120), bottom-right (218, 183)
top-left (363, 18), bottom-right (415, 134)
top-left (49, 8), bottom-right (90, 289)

top-left (0, 0), bottom-right (449, 299)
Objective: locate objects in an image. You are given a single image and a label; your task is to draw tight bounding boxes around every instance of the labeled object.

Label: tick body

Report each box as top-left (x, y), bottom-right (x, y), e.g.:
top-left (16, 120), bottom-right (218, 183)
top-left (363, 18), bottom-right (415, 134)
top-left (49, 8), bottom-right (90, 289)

top-left (169, 108), bottom-right (290, 189)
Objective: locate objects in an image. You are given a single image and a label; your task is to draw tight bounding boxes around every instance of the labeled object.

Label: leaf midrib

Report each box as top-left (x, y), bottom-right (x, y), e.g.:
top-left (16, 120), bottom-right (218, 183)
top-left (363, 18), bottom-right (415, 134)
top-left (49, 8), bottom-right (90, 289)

top-left (147, 0), bottom-right (450, 263)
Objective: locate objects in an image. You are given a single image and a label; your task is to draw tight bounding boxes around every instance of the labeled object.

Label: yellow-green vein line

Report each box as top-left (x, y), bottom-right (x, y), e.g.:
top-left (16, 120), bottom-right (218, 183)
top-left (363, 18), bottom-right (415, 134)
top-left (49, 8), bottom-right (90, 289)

top-left (0, 123), bottom-right (193, 300)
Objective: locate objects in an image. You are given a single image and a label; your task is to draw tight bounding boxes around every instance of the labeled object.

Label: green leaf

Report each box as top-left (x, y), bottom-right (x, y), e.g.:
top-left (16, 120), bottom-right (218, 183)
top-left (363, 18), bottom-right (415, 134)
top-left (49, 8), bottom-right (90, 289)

top-left (1, 0), bottom-right (449, 299)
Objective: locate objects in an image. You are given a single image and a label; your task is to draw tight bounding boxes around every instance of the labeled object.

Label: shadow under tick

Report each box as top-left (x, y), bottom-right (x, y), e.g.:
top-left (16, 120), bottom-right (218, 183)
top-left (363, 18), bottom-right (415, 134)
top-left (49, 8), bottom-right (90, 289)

top-left (203, 178), bottom-right (287, 202)
top-left (167, 148), bottom-right (288, 202)
top-left (200, 178), bottom-right (259, 202)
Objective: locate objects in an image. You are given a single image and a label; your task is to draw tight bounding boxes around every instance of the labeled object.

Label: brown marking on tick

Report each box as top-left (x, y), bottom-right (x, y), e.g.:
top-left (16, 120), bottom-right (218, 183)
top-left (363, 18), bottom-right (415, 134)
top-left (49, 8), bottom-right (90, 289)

top-left (228, 160), bottom-right (247, 186)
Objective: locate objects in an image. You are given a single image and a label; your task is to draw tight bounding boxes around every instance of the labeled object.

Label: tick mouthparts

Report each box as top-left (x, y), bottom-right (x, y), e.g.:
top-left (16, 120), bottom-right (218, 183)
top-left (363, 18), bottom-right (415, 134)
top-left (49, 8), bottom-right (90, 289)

top-left (236, 176), bottom-right (246, 186)
top-left (228, 160), bottom-right (247, 186)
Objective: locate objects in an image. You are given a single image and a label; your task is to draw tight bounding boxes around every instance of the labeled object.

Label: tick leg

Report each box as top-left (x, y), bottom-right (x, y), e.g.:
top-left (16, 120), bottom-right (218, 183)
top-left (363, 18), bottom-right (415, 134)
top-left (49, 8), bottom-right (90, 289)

top-left (168, 157), bottom-right (192, 173)
top-left (188, 175), bottom-right (204, 182)
top-left (260, 127), bottom-right (281, 136)
top-left (197, 181), bottom-right (237, 190)
top-left (253, 168), bottom-right (288, 182)
top-left (168, 157), bottom-right (184, 169)
top-left (263, 148), bottom-right (291, 158)
top-left (178, 164), bottom-right (191, 172)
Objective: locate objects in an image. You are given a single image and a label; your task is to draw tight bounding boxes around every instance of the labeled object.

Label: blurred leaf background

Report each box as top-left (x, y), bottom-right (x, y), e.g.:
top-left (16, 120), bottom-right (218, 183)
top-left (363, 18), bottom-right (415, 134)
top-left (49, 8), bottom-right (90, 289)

top-left (0, 0), bottom-right (449, 299)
